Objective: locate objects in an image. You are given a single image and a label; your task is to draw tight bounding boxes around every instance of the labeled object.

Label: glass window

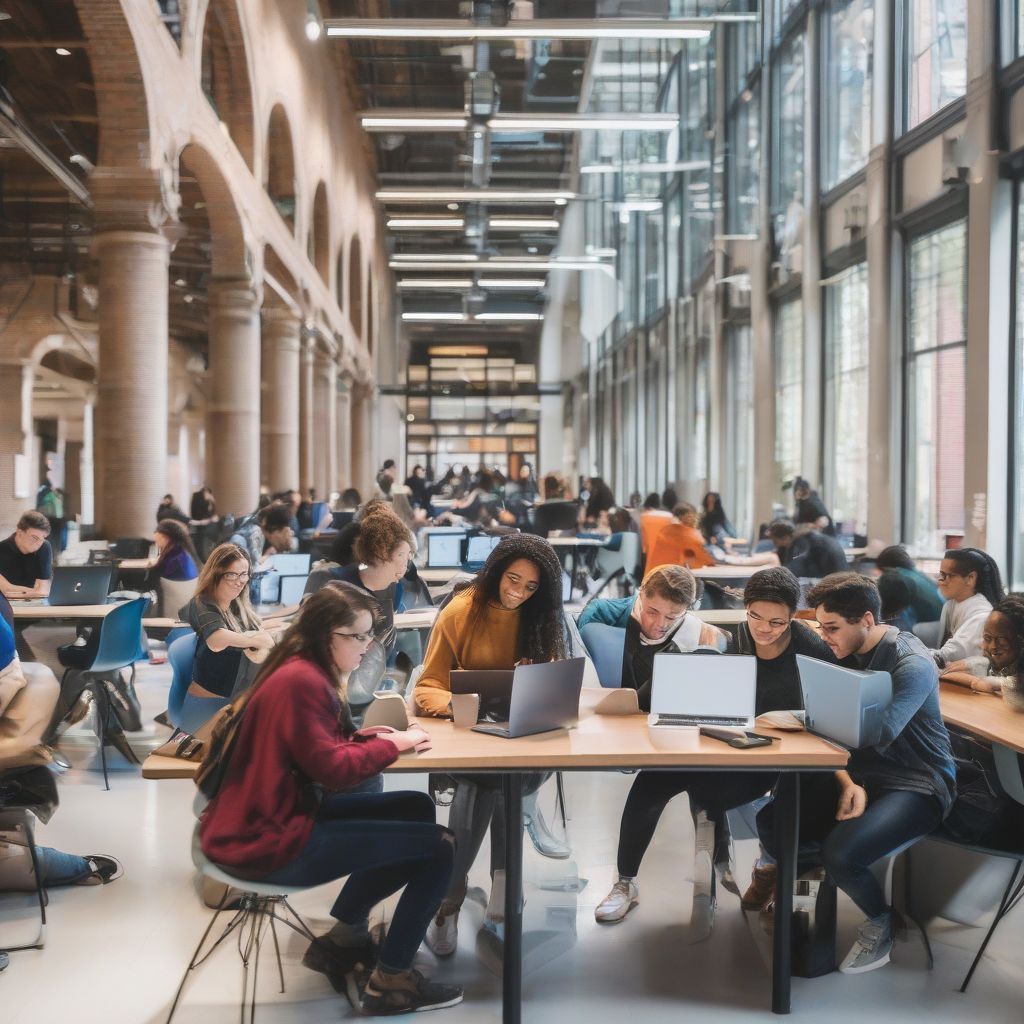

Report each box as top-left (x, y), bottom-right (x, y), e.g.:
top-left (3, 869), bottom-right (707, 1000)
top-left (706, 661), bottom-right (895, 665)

top-left (1015, 188), bottom-right (1024, 586)
top-left (824, 263), bottom-right (870, 536)
top-left (823, 0), bottom-right (873, 190)
top-left (774, 298), bottom-right (804, 494)
top-left (772, 32), bottom-right (805, 240)
top-left (905, 0), bottom-right (968, 131)
top-left (905, 220), bottom-right (967, 554)
top-left (727, 83), bottom-right (761, 235)
top-left (693, 338), bottom-right (710, 484)
top-left (725, 326), bottom-right (754, 537)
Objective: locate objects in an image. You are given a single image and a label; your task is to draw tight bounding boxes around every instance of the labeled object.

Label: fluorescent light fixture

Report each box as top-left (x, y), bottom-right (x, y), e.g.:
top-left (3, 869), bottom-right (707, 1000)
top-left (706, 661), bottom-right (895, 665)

top-left (490, 113), bottom-right (677, 132)
top-left (362, 114), bottom-right (468, 130)
top-left (402, 312), bottom-right (467, 322)
top-left (326, 17), bottom-right (753, 41)
top-left (478, 278), bottom-right (546, 289)
top-left (391, 253), bottom-right (482, 262)
top-left (389, 257), bottom-right (610, 272)
top-left (397, 279), bottom-right (475, 289)
top-left (55, 47), bottom-right (72, 56)
top-left (387, 217), bottom-right (465, 229)
top-left (614, 200), bottom-right (663, 212)
top-left (376, 188), bottom-right (575, 204)
top-left (580, 159), bottom-right (712, 175)
top-left (474, 312), bottom-right (544, 321)
top-left (488, 217), bottom-right (559, 230)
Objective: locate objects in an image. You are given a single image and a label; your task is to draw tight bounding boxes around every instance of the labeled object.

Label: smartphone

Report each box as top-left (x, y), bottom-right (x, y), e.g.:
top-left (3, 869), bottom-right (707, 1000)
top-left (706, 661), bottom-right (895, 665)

top-left (700, 727), bottom-right (778, 749)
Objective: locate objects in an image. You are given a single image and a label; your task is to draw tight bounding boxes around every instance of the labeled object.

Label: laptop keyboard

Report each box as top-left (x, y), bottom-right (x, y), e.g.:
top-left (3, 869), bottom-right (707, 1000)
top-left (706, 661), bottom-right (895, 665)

top-left (653, 714), bottom-right (749, 727)
top-left (472, 723), bottom-right (511, 737)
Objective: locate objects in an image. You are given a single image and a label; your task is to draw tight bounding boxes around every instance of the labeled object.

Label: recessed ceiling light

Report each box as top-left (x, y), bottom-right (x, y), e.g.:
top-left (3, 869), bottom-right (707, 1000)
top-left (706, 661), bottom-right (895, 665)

top-left (183, 294), bottom-right (194, 304)
top-left (55, 47), bottom-right (72, 56)
top-left (0, 12), bottom-right (12, 22)
top-left (376, 188), bottom-right (575, 204)
top-left (446, 203), bottom-right (460, 211)
top-left (527, 246), bottom-right (538, 254)
top-left (174, 278), bottom-right (187, 287)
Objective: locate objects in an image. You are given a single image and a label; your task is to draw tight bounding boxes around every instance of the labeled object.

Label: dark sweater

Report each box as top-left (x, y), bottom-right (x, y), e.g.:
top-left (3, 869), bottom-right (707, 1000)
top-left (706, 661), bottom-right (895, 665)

top-left (782, 530), bottom-right (848, 578)
top-left (736, 620), bottom-right (836, 715)
top-left (199, 656), bottom-right (398, 876)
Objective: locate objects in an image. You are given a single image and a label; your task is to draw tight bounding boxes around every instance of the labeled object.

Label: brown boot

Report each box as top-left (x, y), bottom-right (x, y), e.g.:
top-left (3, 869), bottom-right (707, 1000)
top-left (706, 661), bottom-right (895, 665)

top-left (740, 864), bottom-right (776, 912)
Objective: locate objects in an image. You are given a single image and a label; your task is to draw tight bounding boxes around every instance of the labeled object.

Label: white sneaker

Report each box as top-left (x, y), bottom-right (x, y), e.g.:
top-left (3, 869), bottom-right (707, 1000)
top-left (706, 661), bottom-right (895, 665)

top-left (839, 916), bottom-right (893, 974)
top-left (595, 877), bottom-right (639, 923)
top-left (424, 903), bottom-right (459, 958)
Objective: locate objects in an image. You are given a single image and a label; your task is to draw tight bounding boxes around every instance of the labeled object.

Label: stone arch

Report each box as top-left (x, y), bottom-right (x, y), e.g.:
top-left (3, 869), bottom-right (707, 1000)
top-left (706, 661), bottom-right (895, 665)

top-left (348, 235), bottom-right (363, 339)
top-left (198, 0), bottom-right (256, 170)
top-left (310, 181), bottom-right (330, 284)
top-left (265, 103), bottom-right (297, 234)
top-left (178, 143), bottom-right (248, 278)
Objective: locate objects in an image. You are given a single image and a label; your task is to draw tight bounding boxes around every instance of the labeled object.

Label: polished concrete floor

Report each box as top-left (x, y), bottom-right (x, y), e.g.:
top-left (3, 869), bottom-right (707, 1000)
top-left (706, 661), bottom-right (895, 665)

top-left (1, 660), bottom-right (1021, 1024)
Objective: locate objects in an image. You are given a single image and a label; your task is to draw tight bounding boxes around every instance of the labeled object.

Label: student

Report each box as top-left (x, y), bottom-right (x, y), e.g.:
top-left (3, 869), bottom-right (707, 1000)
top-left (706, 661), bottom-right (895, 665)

top-left (178, 544), bottom-right (276, 733)
top-left (582, 477), bottom-right (616, 527)
top-left (0, 511), bottom-right (53, 601)
top-left (731, 519), bottom-right (848, 578)
top-left (229, 503), bottom-right (296, 568)
top-left (931, 547), bottom-right (1005, 669)
top-left (939, 593), bottom-right (1024, 709)
top-left (199, 584), bottom-right (461, 1014)
top-left (155, 494), bottom-right (190, 526)
top-left (873, 545), bottom-right (943, 631)
top-left (404, 465), bottom-right (429, 509)
top-left (144, 520), bottom-right (200, 591)
top-left (757, 573), bottom-right (955, 974)
top-left (700, 492), bottom-right (737, 547)
top-left (413, 534), bottom-right (566, 957)
top-left (645, 503), bottom-right (716, 571)
top-left (791, 476), bottom-right (835, 535)
top-left (436, 470), bottom-right (497, 526)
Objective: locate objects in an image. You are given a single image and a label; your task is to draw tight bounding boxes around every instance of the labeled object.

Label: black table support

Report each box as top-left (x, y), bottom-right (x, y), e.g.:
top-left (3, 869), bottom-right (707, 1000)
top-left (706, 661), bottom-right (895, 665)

top-left (501, 773), bottom-right (525, 1024)
top-left (772, 772), bottom-right (800, 1014)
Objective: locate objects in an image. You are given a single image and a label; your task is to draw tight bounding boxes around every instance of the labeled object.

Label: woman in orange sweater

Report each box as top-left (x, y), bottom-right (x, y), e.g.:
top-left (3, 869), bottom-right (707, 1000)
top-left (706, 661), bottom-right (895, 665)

top-left (646, 502), bottom-right (716, 571)
top-left (413, 533), bottom-right (566, 959)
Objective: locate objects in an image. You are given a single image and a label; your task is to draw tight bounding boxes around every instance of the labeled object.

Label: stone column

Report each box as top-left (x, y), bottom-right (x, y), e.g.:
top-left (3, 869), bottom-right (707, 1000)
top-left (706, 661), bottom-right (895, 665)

top-left (350, 383), bottom-right (373, 496)
top-left (0, 359), bottom-right (33, 533)
top-left (260, 307), bottom-right (301, 492)
top-left (298, 331), bottom-right (316, 495)
top-left (206, 279), bottom-right (261, 515)
top-left (336, 374), bottom-right (353, 491)
top-left (314, 351), bottom-right (338, 499)
top-left (92, 229), bottom-right (171, 538)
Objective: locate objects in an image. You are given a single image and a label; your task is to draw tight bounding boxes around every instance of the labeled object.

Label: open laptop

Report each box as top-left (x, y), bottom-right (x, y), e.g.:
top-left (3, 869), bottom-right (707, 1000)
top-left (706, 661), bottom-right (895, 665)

top-left (47, 565), bottom-right (113, 606)
top-left (463, 534), bottom-right (502, 572)
top-left (471, 658), bottom-right (586, 738)
top-left (796, 655), bottom-right (893, 749)
top-left (427, 532), bottom-right (466, 569)
top-left (331, 510), bottom-right (355, 531)
top-left (648, 652), bottom-right (757, 729)
top-left (451, 668), bottom-right (515, 719)
top-left (272, 553), bottom-right (311, 576)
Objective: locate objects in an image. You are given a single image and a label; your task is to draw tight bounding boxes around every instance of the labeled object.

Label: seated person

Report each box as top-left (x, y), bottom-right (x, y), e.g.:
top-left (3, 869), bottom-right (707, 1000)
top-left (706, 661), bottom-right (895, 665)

top-left (155, 493), bottom-right (190, 526)
top-left (645, 503), bottom-right (716, 571)
top-left (229, 502), bottom-right (295, 568)
top-left (435, 470), bottom-right (498, 526)
top-left (730, 519), bottom-right (848, 578)
top-left (931, 547), bottom-right (1005, 669)
top-left (700, 492), bottom-right (739, 550)
top-left (199, 583), bottom-right (461, 1014)
top-left (413, 534), bottom-right (567, 957)
top-left (144, 519), bottom-right (200, 591)
top-left (757, 573), bottom-right (955, 975)
top-left (0, 511), bottom-right (53, 601)
top-left (792, 476), bottom-right (835, 535)
top-left (178, 543), bottom-right (276, 733)
top-left (873, 545), bottom-right (943, 632)
top-left (939, 593), bottom-right (1024, 709)
top-left (581, 477), bottom-right (616, 528)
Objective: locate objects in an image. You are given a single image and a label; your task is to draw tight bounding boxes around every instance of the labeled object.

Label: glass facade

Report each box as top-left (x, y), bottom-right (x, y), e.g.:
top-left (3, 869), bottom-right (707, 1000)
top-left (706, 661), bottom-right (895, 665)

top-left (774, 298), bottom-right (804, 495)
top-left (724, 326), bottom-right (754, 537)
top-left (771, 31), bottom-right (805, 239)
top-left (823, 0), bottom-right (873, 190)
top-left (904, 0), bottom-right (968, 131)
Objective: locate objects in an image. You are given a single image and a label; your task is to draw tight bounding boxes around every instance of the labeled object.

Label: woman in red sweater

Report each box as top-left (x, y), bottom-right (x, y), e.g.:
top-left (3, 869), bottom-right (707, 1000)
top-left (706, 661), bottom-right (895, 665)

top-left (199, 582), bottom-right (462, 1015)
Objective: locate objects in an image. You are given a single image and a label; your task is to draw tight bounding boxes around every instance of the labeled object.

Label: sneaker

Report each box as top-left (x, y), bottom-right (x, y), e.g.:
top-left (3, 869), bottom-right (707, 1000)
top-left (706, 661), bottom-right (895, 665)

top-left (839, 916), bottom-right (893, 974)
top-left (741, 865), bottom-right (777, 912)
top-left (359, 966), bottom-right (463, 1015)
top-left (302, 935), bottom-right (377, 994)
top-left (424, 901), bottom-right (459, 957)
top-left (595, 876), bottom-right (639, 923)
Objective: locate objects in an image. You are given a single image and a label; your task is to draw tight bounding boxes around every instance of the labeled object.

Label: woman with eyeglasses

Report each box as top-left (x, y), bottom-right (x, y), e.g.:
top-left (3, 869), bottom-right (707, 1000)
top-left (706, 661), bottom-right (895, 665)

top-left (199, 583), bottom-right (463, 1015)
top-left (931, 548), bottom-right (1005, 670)
top-left (178, 543), bottom-right (276, 733)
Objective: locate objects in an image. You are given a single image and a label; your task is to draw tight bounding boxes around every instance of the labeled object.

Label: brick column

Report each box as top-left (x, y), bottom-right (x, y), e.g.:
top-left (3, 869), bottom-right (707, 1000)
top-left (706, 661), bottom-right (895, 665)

top-left (0, 359), bottom-right (33, 533)
top-left (298, 331), bottom-right (316, 495)
top-left (260, 306), bottom-right (301, 492)
top-left (206, 279), bottom-right (261, 515)
top-left (92, 229), bottom-right (171, 538)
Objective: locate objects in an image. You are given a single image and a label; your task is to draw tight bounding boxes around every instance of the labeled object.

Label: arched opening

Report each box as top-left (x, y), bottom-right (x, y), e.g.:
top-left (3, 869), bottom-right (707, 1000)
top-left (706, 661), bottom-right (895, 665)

top-left (335, 243), bottom-right (346, 308)
top-left (310, 181), bottom-right (330, 283)
top-left (348, 235), bottom-right (363, 339)
top-left (266, 104), bottom-right (297, 233)
top-left (199, 0), bottom-right (255, 169)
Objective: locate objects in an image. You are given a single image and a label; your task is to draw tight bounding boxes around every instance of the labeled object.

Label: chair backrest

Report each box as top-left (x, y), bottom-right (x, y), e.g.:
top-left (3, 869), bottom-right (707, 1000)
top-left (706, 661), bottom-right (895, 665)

top-left (167, 631), bottom-right (199, 728)
top-left (88, 598), bottom-right (149, 674)
top-left (912, 620), bottom-right (942, 649)
top-left (579, 622), bottom-right (626, 688)
top-left (159, 576), bottom-right (198, 619)
top-left (533, 500), bottom-right (578, 536)
top-left (594, 532), bottom-right (641, 581)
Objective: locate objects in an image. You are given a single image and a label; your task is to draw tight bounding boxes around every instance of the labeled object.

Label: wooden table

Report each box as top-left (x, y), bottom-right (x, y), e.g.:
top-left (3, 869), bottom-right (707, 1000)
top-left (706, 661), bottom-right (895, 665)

top-left (116, 558), bottom-right (151, 571)
top-left (939, 683), bottom-right (1024, 754)
top-left (144, 688), bottom-right (845, 1018)
top-left (418, 567), bottom-right (471, 586)
top-left (12, 602), bottom-right (117, 621)
top-left (693, 565), bottom-right (759, 582)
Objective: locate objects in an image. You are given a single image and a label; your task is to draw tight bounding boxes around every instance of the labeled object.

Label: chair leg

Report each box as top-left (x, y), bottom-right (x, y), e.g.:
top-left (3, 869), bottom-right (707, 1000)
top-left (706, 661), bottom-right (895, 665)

top-left (166, 900), bottom-right (233, 1023)
top-left (2, 818), bottom-right (48, 953)
top-left (87, 680), bottom-right (111, 791)
top-left (960, 861), bottom-right (1024, 993)
top-left (555, 771), bottom-right (568, 829)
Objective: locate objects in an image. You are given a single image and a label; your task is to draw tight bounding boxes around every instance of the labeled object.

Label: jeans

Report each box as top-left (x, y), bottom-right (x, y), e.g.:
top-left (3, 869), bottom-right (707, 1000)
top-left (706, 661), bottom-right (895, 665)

top-left (262, 790), bottom-right (454, 970)
top-left (757, 775), bottom-right (943, 919)
top-left (616, 770), bottom-right (774, 877)
top-left (37, 846), bottom-right (91, 885)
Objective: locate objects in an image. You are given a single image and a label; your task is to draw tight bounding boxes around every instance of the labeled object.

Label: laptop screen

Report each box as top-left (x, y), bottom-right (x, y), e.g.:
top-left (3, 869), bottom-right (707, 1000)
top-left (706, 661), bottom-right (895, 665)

top-left (428, 533), bottom-right (463, 568)
top-left (466, 534), bottom-right (501, 564)
top-left (650, 653), bottom-right (756, 718)
top-left (279, 575), bottom-right (308, 606)
top-left (272, 553), bottom-right (311, 576)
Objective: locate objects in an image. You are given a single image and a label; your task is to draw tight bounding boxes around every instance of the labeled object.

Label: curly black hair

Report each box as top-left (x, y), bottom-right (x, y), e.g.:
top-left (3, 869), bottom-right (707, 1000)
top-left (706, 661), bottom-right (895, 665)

top-left (459, 533), bottom-right (565, 663)
top-left (992, 594), bottom-right (1024, 660)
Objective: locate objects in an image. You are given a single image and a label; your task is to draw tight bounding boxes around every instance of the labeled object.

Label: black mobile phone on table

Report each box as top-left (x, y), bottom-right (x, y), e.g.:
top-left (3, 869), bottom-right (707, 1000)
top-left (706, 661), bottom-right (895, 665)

top-left (700, 727), bottom-right (778, 749)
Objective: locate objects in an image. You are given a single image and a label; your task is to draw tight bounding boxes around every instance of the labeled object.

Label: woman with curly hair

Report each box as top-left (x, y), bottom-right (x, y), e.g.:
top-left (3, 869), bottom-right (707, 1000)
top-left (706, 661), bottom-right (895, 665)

top-left (413, 533), bottom-right (565, 958)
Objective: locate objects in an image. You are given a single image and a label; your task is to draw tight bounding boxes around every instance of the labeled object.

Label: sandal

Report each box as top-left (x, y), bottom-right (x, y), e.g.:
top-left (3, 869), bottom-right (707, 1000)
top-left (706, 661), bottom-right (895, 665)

top-left (73, 855), bottom-right (123, 886)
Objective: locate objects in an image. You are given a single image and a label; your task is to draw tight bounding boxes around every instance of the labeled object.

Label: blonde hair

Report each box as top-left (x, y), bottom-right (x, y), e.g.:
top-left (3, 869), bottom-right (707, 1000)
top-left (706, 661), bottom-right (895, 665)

top-left (193, 543), bottom-right (261, 631)
top-left (640, 564), bottom-right (697, 608)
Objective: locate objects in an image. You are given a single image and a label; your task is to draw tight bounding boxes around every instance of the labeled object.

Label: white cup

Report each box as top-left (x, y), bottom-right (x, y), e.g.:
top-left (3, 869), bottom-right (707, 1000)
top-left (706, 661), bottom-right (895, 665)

top-left (450, 692), bottom-right (481, 728)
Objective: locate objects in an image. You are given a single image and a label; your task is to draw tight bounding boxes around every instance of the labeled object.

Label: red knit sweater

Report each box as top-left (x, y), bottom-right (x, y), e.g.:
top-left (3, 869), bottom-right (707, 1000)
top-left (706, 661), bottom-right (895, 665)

top-left (199, 656), bottom-right (399, 877)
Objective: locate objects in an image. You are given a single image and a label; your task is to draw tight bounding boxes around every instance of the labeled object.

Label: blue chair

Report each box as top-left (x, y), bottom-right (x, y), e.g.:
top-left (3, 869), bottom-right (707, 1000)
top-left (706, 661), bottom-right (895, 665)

top-left (167, 632), bottom-right (198, 729)
top-left (579, 622), bottom-right (626, 688)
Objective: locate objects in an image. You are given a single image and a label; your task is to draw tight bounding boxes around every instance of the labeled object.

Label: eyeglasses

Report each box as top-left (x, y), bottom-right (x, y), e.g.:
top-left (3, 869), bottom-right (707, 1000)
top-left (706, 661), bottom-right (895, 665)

top-left (936, 571), bottom-right (963, 583)
top-left (332, 630), bottom-right (375, 644)
top-left (746, 609), bottom-right (789, 631)
top-left (222, 571), bottom-right (250, 582)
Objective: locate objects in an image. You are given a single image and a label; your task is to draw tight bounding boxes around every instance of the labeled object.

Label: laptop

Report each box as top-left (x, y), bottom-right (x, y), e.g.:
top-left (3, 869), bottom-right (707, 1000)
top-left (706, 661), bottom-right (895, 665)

top-left (47, 565), bottom-right (113, 606)
top-left (796, 655), bottom-right (893, 749)
top-left (471, 658), bottom-right (586, 739)
top-left (272, 553), bottom-right (311, 576)
top-left (648, 652), bottom-right (757, 729)
top-left (451, 668), bottom-right (515, 720)
top-left (279, 575), bottom-right (308, 606)
top-left (331, 510), bottom-right (355, 531)
top-left (427, 532), bottom-right (466, 569)
top-left (463, 534), bottom-right (502, 571)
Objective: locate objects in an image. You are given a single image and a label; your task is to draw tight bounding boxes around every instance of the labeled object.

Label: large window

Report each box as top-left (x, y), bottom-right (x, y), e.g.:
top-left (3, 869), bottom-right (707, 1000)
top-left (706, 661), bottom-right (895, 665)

top-left (724, 326), bottom-right (754, 537)
top-left (823, 0), bottom-right (873, 190)
top-left (824, 264), bottom-right (870, 535)
top-left (904, 0), bottom-right (968, 131)
top-left (771, 32), bottom-right (805, 240)
top-left (905, 220), bottom-right (967, 554)
top-left (1015, 189), bottom-right (1024, 586)
top-left (774, 297), bottom-right (804, 494)
top-left (725, 18), bottom-right (761, 236)
top-left (693, 337), bottom-right (710, 484)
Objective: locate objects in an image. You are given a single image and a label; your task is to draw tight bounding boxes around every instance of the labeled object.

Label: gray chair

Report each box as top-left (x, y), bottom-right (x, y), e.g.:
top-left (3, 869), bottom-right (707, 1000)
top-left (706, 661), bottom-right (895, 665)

top-left (158, 576), bottom-right (197, 619)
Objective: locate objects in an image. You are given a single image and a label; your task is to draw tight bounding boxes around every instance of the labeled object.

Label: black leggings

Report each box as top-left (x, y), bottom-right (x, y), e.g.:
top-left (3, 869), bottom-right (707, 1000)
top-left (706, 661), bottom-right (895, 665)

top-left (616, 770), bottom-right (775, 877)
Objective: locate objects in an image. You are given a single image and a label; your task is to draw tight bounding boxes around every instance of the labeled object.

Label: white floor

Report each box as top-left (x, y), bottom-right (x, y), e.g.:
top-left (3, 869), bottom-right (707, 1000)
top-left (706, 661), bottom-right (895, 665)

top-left (1, 660), bottom-right (1021, 1024)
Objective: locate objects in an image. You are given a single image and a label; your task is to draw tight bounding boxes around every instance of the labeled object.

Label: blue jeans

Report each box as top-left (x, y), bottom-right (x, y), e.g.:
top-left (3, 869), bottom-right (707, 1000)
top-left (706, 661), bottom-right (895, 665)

top-left (36, 846), bottom-right (91, 885)
top-left (262, 791), bottom-right (454, 970)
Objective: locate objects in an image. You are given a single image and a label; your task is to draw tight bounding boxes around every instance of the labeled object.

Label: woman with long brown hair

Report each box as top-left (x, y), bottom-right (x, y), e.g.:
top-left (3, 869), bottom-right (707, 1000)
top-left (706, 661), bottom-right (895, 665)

top-left (199, 583), bottom-right (462, 1015)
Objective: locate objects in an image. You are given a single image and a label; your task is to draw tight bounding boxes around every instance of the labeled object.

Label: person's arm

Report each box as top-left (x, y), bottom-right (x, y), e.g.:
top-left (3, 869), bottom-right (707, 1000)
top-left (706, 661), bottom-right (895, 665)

top-left (834, 769), bottom-right (867, 820)
top-left (576, 596), bottom-right (631, 630)
top-left (412, 611), bottom-right (459, 717)
top-left (938, 670), bottom-right (1003, 694)
top-left (0, 573), bottom-right (36, 600)
top-left (874, 654), bottom-right (936, 751)
top-left (723, 550), bottom-right (780, 567)
top-left (191, 601), bottom-right (273, 654)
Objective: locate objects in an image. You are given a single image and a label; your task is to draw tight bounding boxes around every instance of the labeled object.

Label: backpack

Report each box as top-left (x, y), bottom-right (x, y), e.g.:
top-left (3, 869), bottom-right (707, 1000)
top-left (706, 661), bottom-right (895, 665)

top-left (194, 702), bottom-right (247, 801)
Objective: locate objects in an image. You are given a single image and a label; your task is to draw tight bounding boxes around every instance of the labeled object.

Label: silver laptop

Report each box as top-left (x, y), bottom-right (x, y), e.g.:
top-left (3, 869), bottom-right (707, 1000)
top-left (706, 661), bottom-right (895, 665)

top-left (48, 565), bottom-right (112, 606)
top-left (796, 655), bottom-right (893, 749)
top-left (472, 658), bottom-right (586, 738)
top-left (427, 532), bottom-right (466, 569)
top-left (649, 653), bottom-right (757, 729)
top-left (279, 575), bottom-right (308, 606)
top-left (272, 553), bottom-right (311, 576)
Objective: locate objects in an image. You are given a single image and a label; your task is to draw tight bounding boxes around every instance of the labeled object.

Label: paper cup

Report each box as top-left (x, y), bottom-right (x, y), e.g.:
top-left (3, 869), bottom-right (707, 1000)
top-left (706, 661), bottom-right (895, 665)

top-left (451, 692), bottom-right (481, 728)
